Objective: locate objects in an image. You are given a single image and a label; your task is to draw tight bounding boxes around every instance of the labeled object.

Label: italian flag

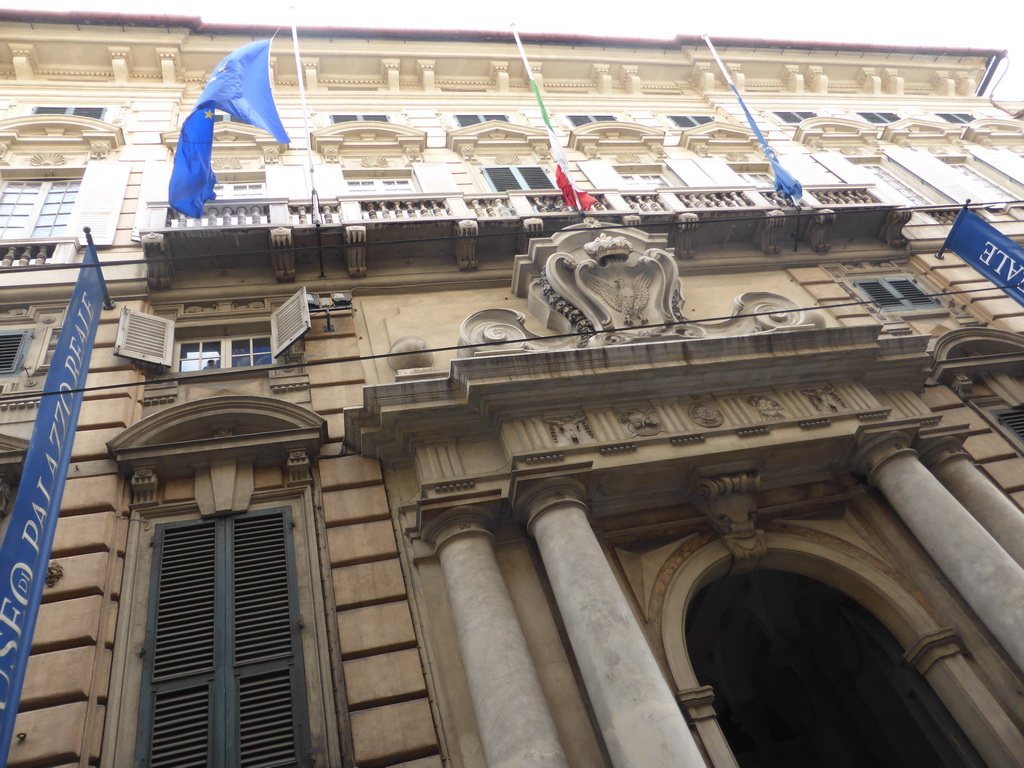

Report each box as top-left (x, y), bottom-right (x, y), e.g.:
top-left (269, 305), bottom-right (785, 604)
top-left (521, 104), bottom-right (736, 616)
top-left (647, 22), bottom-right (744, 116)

top-left (513, 26), bottom-right (596, 211)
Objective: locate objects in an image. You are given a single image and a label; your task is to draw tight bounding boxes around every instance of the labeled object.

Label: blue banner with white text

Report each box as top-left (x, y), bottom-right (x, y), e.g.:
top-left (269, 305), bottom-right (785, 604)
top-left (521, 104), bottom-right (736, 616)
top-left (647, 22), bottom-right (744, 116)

top-left (944, 208), bottom-right (1024, 309)
top-left (0, 241), bottom-right (105, 757)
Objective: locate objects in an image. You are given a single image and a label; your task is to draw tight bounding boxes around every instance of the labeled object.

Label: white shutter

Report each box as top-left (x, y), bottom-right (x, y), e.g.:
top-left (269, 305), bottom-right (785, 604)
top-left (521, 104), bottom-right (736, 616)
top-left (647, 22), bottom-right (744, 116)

top-left (811, 153), bottom-right (879, 185)
top-left (271, 287), bottom-right (312, 359)
top-left (665, 158), bottom-right (745, 187)
top-left (970, 148), bottom-right (1024, 191)
top-left (884, 147), bottom-right (990, 204)
top-left (265, 165), bottom-right (310, 202)
top-left (132, 159), bottom-right (174, 239)
top-left (65, 161), bottom-right (132, 247)
top-left (576, 161), bottom-right (625, 190)
top-left (311, 165), bottom-right (346, 198)
top-left (113, 308), bottom-right (174, 368)
top-left (412, 163), bottom-right (460, 194)
top-left (774, 154), bottom-right (840, 185)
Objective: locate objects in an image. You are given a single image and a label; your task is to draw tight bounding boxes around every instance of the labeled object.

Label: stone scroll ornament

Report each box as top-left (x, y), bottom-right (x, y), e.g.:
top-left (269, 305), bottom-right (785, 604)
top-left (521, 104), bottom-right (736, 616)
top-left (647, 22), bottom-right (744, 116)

top-left (459, 231), bottom-right (825, 355)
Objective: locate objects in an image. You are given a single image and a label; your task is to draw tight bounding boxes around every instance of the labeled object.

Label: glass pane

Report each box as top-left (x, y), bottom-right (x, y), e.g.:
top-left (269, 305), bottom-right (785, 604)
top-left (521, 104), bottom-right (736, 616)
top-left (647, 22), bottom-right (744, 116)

top-left (179, 341), bottom-right (221, 372)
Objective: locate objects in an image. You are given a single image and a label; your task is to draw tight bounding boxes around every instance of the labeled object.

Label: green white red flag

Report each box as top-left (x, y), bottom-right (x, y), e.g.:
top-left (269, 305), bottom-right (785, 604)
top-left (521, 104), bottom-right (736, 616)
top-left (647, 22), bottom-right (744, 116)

top-left (512, 26), bottom-right (596, 211)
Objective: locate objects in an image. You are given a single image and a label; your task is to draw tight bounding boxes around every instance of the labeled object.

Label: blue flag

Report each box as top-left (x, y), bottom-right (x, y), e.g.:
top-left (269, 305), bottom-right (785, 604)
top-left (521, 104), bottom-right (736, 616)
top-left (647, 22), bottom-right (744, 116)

top-left (168, 40), bottom-right (289, 219)
top-left (943, 208), bottom-right (1024, 309)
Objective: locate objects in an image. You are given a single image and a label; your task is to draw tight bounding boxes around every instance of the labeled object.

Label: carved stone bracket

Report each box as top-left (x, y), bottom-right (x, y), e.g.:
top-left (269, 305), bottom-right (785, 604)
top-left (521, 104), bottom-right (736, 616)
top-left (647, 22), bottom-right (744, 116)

top-left (519, 217), bottom-right (543, 254)
top-left (131, 467), bottom-right (159, 508)
top-left (677, 685), bottom-right (717, 722)
top-left (879, 209), bottom-right (912, 248)
top-left (270, 226), bottom-right (295, 282)
top-left (755, 209), bottom-right (785, 255)
top-left (455, 219), bottom-right (479, 271)
top-left (672, 212), bottom-right (700, 259)
top-left (695, 472), bottom-right (765, 561)
top-left (286, 448), bottom-right (311, 485)
top-left (808, 209), bottom-right (836, 254)
top-left (142, 233), bottom-right (172, 289)
top-left (345, 225), bottom-right (367, 277)
top-left (903, 628), bottom-right (963, 674)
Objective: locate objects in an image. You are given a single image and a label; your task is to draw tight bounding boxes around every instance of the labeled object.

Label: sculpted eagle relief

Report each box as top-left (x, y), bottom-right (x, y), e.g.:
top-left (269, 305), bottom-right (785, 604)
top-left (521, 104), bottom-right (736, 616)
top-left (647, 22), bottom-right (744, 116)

top-left (581, 271), bottom-right (654, 326)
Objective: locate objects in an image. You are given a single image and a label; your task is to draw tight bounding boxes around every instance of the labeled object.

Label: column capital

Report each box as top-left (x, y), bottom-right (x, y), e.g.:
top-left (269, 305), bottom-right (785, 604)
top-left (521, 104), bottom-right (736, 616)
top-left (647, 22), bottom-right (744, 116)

top-left (916, 436), bottom-right (970, 472)
top-left (513, 477), bottom-right (587, 535)
top-left (421, 504), bottom-right (496, 554)
top-left (851, 430), bottom-right (915, 483)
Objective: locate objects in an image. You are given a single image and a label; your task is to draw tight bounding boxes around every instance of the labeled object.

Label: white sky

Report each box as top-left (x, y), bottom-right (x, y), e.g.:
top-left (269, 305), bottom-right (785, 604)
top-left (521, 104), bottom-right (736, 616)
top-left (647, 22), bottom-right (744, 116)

top-left (2, 0), bottom-right (1023, 101)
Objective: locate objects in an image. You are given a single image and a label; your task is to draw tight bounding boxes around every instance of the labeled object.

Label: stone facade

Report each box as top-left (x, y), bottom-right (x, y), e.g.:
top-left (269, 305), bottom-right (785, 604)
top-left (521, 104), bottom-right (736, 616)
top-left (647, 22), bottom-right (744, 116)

top-left (1, 10), bottom-right (1024, 767)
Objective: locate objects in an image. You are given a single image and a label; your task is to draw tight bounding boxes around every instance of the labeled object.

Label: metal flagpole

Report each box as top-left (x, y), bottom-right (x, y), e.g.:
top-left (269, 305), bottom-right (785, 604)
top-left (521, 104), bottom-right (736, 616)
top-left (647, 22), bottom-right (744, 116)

top-left (289, 5), bottom-right (326, 276)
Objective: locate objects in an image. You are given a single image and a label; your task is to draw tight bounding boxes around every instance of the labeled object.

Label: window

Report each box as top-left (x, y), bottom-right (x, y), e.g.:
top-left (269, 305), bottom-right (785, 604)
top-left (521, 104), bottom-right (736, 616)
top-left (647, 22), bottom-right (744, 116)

top-left (346, 178), bottom-right (415, 194)
top-left (454, 114), bottom-right (509, 127)
top-left (32, 106), bottom-right (106, 120)
top-left (859, 164), bottom-right (933, 206)
top-left (621, 173), bottom-right (667, 189)
top-left (669, 115), bottom-right (714, 128)
top-left (853, 277), bottom-right (941, 310)
top-left (0, 330), bottom-right (32, 377)
top-left (945, 164), bottom-right (1012, 204)
top-left (774, 111), bottom-right (817, 124)
top-left (936, 113), bottom-right (975, 125)
top-left (482, 166), bottom-right (555, 192)
top-left (330, 114), bottom-right (389, 124)
top-left (567, 115), bottom-right (618, 127)
top-left (0, 180), bottom-right (80, 239)
top-left (858, 112), bottom-right (900, 125)
top-left (739, 172), bottom-right (774, 188)
top-left (114, 287), bottom-right (311, 369)
top-left (212, 182), bottom-right (266, 198)
top-left (177, 336), bottom-right (272, 372)
top-left (135, 509), bottom-right (311, 767)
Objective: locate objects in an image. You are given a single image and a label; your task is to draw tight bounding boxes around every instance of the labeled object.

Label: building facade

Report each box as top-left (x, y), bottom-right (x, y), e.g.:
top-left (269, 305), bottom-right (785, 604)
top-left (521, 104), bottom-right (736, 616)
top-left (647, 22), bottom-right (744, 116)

top-left (2, 11), bottom-right (1024, 767)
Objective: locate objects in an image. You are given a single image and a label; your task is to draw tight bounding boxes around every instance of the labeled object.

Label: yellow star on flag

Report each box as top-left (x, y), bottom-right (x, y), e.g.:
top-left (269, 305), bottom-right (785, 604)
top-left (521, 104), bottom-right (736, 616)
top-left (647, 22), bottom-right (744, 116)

top-left (204, 109), bottom-right (214, 119)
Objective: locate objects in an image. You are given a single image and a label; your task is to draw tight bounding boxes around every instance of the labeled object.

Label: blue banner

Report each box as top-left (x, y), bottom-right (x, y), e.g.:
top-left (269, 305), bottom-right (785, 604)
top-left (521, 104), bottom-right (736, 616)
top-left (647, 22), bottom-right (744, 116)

top-left (943, 208), bottom-right (1024, 309)
top-left (0, 241), bottom-right (106, 755)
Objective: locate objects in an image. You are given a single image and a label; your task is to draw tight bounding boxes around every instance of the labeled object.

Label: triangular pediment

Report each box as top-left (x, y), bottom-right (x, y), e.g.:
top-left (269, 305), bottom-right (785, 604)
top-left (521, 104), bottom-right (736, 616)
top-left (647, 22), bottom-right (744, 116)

top-left (0, 115), bottom-right (125, 165)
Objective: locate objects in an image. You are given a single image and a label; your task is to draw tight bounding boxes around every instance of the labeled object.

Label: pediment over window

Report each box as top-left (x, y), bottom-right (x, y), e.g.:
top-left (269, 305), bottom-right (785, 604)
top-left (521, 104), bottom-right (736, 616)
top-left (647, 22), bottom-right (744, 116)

top-left (931, 328), bottom-right (1024, 392)
top-left (0, 115), bottom-right (125, 166)
top-left (794, 117), bottom-right (879, 152)
top-left (677, 120), bottom-right (760, 159)
top-left (311, 121), bottom-right (427, 165)
top-left (161, 121), bottom-right (288, 167)
top-left (961, 119), bottom-right (1024, 149)
top-left (447, 121), bottom-right (548, 161)
top-left (568, 121), bottom-right (666, 159)
top-left (933, 328), bottom-right (1024, 362)
top-left (880, 117), bottom-right (962, 149)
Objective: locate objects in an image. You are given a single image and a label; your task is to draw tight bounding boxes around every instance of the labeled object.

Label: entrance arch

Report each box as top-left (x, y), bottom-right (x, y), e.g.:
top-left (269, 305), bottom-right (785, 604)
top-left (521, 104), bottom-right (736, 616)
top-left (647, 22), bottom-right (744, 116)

top-left (685, 570), bottom-right (983, 767)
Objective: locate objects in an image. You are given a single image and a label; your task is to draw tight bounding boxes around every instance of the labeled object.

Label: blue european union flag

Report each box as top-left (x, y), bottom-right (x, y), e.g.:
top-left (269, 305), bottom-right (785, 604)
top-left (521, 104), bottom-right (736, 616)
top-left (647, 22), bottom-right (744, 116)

top-left (724, 81), bottom-right (803, 203)
top-left (169, 40), bottom-right (289, 218)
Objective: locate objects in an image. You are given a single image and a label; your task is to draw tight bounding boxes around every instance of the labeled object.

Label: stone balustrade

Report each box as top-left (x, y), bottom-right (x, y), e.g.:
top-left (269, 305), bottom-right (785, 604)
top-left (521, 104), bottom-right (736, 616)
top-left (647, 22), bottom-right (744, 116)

top-left (0, 240), bottom-right (78, 268)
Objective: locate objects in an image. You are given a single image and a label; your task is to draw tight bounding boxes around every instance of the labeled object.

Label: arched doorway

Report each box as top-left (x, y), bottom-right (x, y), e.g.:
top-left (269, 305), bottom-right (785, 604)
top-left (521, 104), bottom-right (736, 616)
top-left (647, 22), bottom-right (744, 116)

top-left (685, 570), bottom-right (985, 768)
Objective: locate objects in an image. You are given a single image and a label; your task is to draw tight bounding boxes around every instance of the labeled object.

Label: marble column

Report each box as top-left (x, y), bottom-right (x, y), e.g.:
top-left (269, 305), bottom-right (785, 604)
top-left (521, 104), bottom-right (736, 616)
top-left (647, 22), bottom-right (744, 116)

top-left (855, 432), bottom-right (1024, 671)
top-left (423, 506), bottom-right (568, 768)
top-left (920, 439), bottom-right (1024, 570)
top-left (517, 479), bottom-right (706, 768)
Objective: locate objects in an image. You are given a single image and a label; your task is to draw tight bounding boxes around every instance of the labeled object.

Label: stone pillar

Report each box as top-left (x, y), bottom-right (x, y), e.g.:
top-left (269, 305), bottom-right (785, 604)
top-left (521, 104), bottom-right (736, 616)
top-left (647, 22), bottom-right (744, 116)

top-left (423, 506), bottom-right (568, 768)
top-left (855, 432), bottom-right (1024, 671)
top-left (920, 440), bottom-right (1024, 569)
top-left (517, 479), bottom-right (706, 768)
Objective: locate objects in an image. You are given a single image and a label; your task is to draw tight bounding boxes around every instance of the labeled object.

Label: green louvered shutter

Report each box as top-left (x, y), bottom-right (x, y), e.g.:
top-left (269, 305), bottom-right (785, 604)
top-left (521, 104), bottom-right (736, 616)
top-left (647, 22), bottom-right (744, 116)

top-left (138, 510), bottom-right (310, 768)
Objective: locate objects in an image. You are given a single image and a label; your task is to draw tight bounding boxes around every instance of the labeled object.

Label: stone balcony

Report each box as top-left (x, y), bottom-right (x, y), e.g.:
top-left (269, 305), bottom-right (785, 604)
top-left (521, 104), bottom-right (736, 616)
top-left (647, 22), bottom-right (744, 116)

top-left (137, 184), bottom-right (917, 289)
top-left (0, 239), bottom-right (79, 270)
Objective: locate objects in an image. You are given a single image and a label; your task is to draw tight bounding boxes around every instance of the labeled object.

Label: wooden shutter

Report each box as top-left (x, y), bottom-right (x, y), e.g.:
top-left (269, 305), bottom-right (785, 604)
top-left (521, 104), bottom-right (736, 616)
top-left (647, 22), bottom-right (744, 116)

top-left (266, 165), bottom-right (310, 202)
top-left (65, 161), bottom-right (132, 246)
top-left (482, 167), bottom-right (522, 192)
top-left (997, 407), bottom-right (1024, 444)
top-left (576, 160), bottom-right (625, 190)
top-left (0, 330), bottom-right (32, 376)
top-left (775, 154), bottom-right (840, 185)
top-left (854, 277), bottom-right (939, 310)
top-left (970, 148), bottom-right (1024, 191)
top-left (665, 158), bottom-right (745, 187)
top-left (311, 165), bottom-right (346, 198)
top-left (271, 287), bottom-right (311, 358)
top-left (133, 159), bottom-right (175, 239)
top-left (113, 307), bottom-right (174, 368)
top-left (884, 147), bottom-right (992, 204)
top-left (412, 163), bottom-right (460, 193)
top-left (517, 166), bottom-right (555, 190)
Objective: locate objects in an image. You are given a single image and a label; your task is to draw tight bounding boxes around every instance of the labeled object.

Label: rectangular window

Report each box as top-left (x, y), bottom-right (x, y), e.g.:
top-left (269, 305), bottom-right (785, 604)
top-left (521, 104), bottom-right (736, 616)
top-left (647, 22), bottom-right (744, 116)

top-left (32, 106), bottom-right (106, 120)
top-left (178, 336), bottom-right (272, 372)
top-left (135, 510), bottom-right (311, 767)
top-left (330, 114), bottom-right (389, 124)
top-left (669, 115), bottom-right (714, 128)
top-left (482, 166), bottom-right (555, 192)
top-left (346, 179), bottom-right (415, 194)
top-left (774, 111), bottom-right (817, 124)
top-left (936, 112), bottom-right (975, 125)
top-left (567, 115), bottom-right (618, 127)
top-left (0, 330), bottom-right (32, 377)
top-left (0, 180), bottom-right (80, 239)
top-left (212, 182), bottom-right (266, 198)
top-left (454, 114), bottom-right (509, 127)
top-left (853, 277), bottom-right (941, 310)
top-left (858, 112), bottom-right (900, 125)
top-left (620, 173), bottom-right (667, 189)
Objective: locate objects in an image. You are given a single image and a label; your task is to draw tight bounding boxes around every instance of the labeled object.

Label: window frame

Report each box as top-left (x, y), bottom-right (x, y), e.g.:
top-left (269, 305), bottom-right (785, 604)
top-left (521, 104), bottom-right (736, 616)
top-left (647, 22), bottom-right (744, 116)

top-left (774, 111), bottom-right (818, 125)
top-left (0, 179), bottom-right (82, 239)
top-left (344, 178), bottom-right (416, 195)
top-left (330, 114), bottom-right (390, 124)
top-left (31, 106), bottom-right (107, 120)
top-left (567, 115), bottom-right (618, 127)
top-left (669, 115), bottom-right (715, 129)
top-left (936, 112), bottom-right (975, 125)
top-left (857, 112), bottom-right (900, 125)
top-left (481, 166), bottom-right (555, 193)
top-left (176, 334), bottom-right (273, 373)
top-left (454, 114), bottom-right (510, 127)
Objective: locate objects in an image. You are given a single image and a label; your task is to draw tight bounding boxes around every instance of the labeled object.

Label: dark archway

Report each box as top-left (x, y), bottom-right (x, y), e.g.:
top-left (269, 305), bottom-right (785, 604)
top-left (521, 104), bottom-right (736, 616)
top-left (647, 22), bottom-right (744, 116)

top-left (685, 570), bottom-right (984, 768)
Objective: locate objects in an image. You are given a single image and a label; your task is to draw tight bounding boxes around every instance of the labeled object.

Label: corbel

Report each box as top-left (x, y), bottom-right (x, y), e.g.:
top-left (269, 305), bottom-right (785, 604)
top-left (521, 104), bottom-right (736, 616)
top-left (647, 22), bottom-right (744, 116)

top-left (491, 60), bottom-right (510, 92)
top-left (345, 225), bottom-right (367, 277)
top-left (418, 59), bottom-right (436, 92)
top-left (382, 58), bottom-right (401, 91)
top-left (9, 44), bottom-right (36, 80)
top-left (454, 220), bottom-right (479, 271)
top-left (672, 212), bottom-right (700, 259)
top-left (592, 63), bottom-right (612, 94)
top-left (130, 466), bottom-right (160, 508)
top-left (694, 472), bottom-right (765, 562)
top-left (108, 47), bottom-right (133, 83)
top-left (270, 226), bottom-right (295, 282)
top-left (156, 48), bottom-right (180, 85)
top-left (620, 65), bottom-right (641, 95)
top-left (858, 67), bottom-right (881, 95)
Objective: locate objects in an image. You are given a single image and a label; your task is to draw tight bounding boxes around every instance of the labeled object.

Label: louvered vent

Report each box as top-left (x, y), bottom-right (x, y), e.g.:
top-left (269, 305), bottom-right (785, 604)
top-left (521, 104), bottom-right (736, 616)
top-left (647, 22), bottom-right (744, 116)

top-left (234, 514), bottom-right (293, 664)
top-left (997, 408), bottom-right (1024, 443)
top-left (149, 685), bottom-right (211, 768)
top-left (238, 669), bottom-right (299, 767)
top-left (114, 307), bottom-right (174, 367)
top-left (153, 524), bottom-right (216, 679)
